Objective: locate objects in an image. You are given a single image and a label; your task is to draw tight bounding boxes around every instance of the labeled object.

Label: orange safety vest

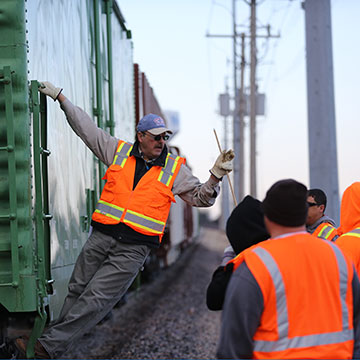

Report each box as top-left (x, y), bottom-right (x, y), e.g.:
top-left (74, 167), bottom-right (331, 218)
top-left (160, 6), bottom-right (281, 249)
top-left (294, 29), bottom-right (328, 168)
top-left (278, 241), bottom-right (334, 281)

top-left (243, 233), bottom-right (354, 359)
top-left (312, 222), bottom-right (338, 241)
top-left (336, 227), bottom-right (360, 278)
top-left (92, 140), bottom-right (185, 240)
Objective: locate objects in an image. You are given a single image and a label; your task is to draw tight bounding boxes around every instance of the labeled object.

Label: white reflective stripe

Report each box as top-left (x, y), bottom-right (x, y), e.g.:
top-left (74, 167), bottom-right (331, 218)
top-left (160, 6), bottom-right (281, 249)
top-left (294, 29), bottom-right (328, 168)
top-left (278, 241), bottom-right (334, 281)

top-left (325, 241), bottom-right (350, 329)
top-left (95, 201), bottom-right (165, 234)
top-left (123, 210), bottom-right (165, 233)
top-left (113, 142), bottom-right (132, 167)
top-left (252, 243), bottom-right (352, 353)
top-left (252, 247), bottom-right (289, 338)
top-left (95, 201), bottom-right (124, 220)
top-left (254, 329), bottom-right (354, 352)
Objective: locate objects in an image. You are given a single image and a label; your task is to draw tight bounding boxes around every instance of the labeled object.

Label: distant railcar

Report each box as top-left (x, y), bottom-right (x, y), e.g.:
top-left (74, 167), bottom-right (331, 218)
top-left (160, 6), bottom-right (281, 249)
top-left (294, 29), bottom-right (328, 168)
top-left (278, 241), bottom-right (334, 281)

top-left (0, 0), bottom-right (198, 357)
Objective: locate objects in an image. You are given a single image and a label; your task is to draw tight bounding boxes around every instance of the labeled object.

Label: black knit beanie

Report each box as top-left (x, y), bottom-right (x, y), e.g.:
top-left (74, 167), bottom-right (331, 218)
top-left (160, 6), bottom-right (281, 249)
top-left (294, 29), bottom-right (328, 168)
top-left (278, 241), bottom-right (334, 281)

top-left (226, 195), bottom-right (270, 254)
top-left (262, 179), bottom-right (308, 227)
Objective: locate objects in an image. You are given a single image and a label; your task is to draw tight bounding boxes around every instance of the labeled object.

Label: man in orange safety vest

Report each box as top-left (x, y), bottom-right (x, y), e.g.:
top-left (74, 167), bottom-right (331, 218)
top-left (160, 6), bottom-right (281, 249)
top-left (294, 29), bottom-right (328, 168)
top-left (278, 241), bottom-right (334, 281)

top-left (15, 82), bottom-right (235, 359)
top-left (217, 179), bottom-right (360, 359)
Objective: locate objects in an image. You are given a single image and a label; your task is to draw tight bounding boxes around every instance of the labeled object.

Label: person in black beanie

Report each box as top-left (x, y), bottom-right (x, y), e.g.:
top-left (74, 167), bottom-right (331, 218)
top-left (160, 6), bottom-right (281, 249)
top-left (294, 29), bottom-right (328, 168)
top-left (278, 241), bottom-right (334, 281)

top-left (206, 195), bottom-right (270, 311)
top-left (217, 179), bottom-right (360, 360)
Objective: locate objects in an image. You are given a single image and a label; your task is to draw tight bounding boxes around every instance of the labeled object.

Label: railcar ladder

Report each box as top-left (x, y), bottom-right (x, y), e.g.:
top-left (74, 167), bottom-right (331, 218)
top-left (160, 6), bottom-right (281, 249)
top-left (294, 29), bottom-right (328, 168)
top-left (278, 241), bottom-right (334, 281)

top-left (27, 80), bottom-right (53, 359)
top-left (0, 66), bottom-right (20, 289)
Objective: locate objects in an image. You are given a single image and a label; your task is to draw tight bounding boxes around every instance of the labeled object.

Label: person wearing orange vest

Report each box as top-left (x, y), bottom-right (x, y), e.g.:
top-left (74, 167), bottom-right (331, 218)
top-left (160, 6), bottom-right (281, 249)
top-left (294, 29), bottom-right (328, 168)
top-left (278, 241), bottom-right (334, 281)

top-left (336, 182), bottom-right (360, 277)
top-left (306, 188), bottom-right (338, 241)
top-left (14, 82), bottom-right (234, 359)
top-left (217, 179), bottom-right (360, 359)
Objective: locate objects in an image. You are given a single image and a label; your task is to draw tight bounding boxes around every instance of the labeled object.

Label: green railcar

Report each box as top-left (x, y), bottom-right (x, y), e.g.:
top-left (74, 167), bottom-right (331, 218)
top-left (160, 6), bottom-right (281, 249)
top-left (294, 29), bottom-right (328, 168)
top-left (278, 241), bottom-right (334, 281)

top-left (0, 1), bottom-right (199, 358)
top-left (0, 0), bottom-right (134, 357)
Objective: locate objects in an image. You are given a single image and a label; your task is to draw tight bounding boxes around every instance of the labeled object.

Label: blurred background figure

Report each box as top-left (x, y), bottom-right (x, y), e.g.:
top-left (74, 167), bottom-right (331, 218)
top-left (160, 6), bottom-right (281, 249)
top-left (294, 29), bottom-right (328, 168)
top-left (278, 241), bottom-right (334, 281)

top-left (306, 188), bottom-right (338, 241)
top-left (206, 195), bottom-right (269, 311)
top-left (336, 182), bottom-right (360, 277)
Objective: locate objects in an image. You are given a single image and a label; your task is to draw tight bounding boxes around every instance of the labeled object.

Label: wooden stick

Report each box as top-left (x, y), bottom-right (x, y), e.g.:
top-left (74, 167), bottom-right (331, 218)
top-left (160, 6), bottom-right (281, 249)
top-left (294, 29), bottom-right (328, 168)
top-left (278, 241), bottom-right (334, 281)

top-left (213, 129), bottom-right (237, 207)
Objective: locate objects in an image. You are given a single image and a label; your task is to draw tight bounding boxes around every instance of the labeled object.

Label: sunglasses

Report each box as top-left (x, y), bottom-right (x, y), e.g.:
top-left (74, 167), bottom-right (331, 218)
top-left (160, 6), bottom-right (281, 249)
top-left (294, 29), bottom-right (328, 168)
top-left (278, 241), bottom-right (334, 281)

top-left (307, 202), bottom-right (318, 207)
top-left (144, 132), bottom-right (170, 141)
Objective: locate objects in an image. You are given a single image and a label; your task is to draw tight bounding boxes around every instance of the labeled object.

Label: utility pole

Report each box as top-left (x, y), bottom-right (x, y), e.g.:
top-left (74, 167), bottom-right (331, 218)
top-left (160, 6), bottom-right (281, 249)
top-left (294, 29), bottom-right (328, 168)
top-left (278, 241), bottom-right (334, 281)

top-left (238, 33), bottom-right (246, 201)
top-left (219, 87), bottom-right (231, 230)
top-left (206, 0), bottom-right (245, 204)
top-left (232, 0), bottom-right (244, 203)
top-left (246, 0), bottom-right (279, 198)
top-left (249, 0), bottom-right (257, 197)
top-left (232, 0), bottom-right (240, 202)
top-left (207, 0), bottom-right (278, 201)
top-left (303, 0), bottom-right (340, 223)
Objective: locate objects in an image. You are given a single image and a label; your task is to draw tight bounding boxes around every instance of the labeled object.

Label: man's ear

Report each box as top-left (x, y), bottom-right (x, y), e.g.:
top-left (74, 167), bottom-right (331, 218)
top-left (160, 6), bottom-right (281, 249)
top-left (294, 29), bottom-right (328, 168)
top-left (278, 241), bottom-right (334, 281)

top-left (319, 204), bottom-right (325, 214)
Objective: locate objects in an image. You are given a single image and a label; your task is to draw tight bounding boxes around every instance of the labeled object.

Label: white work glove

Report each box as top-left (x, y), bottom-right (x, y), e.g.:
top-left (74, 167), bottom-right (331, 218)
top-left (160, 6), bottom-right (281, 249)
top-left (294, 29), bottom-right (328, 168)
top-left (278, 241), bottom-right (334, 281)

top-left (210, 149), bottom-right (235, 179)
top-left (39, 81), bottom-right (63, 101)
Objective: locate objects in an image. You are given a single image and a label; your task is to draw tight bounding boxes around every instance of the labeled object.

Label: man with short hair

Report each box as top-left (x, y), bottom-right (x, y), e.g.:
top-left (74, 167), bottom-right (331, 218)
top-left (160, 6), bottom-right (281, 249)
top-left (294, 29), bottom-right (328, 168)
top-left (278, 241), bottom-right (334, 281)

top-left (217, 179), bottom-right (360, 359)
top-left (15, 82), bottom-right (235, 359)
top-left (306, 188), bottom-right (338, 241)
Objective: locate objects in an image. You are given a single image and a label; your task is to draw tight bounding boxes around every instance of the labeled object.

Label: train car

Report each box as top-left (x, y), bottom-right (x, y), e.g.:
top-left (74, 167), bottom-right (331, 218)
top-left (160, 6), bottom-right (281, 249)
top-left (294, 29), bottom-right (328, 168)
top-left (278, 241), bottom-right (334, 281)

top-left (0, 0), bottom-right (199, 357)
top-left (133, 65), bottom-right (200, 271)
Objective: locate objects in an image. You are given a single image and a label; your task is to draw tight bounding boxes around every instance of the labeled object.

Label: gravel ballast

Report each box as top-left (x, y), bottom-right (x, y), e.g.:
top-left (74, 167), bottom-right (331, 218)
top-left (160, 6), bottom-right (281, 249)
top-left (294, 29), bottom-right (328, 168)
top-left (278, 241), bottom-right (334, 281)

top-left (62, 227), bottom-right (228, 359)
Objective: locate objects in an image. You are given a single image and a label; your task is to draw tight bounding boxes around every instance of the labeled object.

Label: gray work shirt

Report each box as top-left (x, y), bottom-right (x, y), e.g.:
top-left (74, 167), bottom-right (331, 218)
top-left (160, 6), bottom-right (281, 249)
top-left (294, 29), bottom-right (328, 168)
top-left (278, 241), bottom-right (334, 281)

top-left (60, 99), bottom-right (220, 246)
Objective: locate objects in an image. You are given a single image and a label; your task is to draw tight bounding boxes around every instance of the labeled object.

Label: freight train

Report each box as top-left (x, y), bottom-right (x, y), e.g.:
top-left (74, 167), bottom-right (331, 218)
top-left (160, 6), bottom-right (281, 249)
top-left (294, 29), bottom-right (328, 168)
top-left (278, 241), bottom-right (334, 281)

top-left (0, 1), bottom-right (199, 357)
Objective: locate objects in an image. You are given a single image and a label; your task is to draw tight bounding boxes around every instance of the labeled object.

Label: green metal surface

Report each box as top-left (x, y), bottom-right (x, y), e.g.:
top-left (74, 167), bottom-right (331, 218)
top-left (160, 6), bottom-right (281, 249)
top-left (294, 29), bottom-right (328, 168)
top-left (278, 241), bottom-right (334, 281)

top-left (0, 0), bottom-right (37, 312)
top-left (105, 0), bottom-right (115, 136)
top-left (29, 80), bottom-right (50, 297)
top-left (40, 93), bottom-right (52, 287)
top-left (81, 188), bottom-right (96, 232)
top-left (0, 66), bottom-right (20, 289)
top-left (93, 0), bottom-right (106, 190)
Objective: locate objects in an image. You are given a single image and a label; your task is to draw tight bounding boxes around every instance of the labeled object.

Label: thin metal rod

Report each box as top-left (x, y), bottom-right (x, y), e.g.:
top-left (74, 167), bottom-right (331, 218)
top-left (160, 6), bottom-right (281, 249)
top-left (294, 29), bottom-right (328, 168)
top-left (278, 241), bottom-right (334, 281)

top-left (213, 129), bottom-right (237, 207)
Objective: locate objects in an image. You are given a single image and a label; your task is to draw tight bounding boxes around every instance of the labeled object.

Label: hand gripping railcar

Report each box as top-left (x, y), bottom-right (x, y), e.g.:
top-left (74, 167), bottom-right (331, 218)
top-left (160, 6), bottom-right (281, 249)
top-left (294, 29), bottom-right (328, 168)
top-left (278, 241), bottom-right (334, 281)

top-left (0, 1), bottom-right (198, 357)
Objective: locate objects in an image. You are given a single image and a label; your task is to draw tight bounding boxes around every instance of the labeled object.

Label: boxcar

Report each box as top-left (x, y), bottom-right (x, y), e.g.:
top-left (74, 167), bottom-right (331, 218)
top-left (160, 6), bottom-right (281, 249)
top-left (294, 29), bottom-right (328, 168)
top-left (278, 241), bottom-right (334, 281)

top-left (0, 0), bottom-right (199, 356)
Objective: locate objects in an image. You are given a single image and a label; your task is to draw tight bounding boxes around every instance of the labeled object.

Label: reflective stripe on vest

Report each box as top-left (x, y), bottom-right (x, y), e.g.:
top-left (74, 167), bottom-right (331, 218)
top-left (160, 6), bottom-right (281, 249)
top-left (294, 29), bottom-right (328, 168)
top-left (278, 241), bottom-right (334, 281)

top-left (252, 242), bottom-right (353, 353)
top-left (342, 227), bottom-right (360, 239)
top-left (317, 224), bottom-right (338, 241)
top-left (158, 155), bottom-right (181, 186)
top-left (94, 200), bottom-right (124, 221)
top-left (112, 141), bottom-right (132, 167)
top-left (123, 209), bottom-right (165, 234)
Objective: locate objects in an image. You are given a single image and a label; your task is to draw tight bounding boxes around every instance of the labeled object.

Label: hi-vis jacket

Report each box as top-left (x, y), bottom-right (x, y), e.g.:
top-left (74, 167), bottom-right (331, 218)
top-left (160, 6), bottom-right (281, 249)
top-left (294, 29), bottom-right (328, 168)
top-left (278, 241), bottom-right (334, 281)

top-left (92, 140), bottom-right (185, 240)
top-left (220, 233), bottom-right (355, 359)
top-left (247, 234), bottom-right (354, 359)
top-left (312, 221), bottom-right (338, 241)
top-left (336, 182), bottom-right (360, 277)
top-left (59, 99), bottom-right (220, 243)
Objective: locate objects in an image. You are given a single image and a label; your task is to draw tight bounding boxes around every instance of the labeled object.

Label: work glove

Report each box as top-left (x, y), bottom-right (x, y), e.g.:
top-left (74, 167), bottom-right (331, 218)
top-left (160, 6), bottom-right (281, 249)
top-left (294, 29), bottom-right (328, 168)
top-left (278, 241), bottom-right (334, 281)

top-left (210, 149), bottom-right (235, 180)
top-left (39, 81), bottom-right (63, 101)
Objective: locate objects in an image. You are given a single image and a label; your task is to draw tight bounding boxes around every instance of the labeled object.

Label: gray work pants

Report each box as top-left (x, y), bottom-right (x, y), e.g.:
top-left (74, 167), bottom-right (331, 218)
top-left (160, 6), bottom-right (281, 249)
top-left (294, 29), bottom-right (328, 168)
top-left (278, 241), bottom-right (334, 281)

top-left (39, 229), bottom-right (150, 358)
